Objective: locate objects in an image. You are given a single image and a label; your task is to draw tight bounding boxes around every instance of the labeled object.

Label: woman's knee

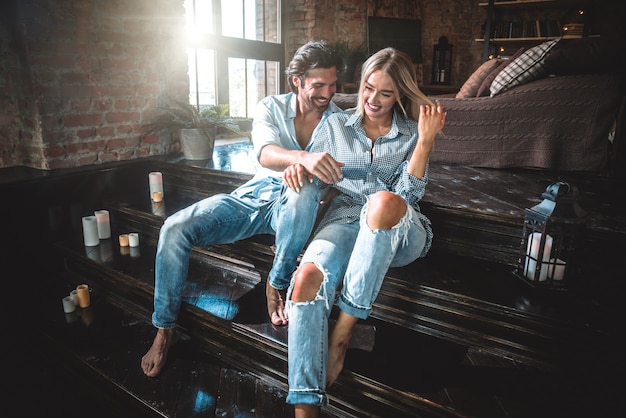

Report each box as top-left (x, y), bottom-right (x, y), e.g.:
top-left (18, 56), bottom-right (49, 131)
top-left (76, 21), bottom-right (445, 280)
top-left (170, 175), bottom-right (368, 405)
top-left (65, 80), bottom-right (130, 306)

top-left (366, 191), bottom-right (407, 230)
top-left (290, 262), bottom-right (324, 302)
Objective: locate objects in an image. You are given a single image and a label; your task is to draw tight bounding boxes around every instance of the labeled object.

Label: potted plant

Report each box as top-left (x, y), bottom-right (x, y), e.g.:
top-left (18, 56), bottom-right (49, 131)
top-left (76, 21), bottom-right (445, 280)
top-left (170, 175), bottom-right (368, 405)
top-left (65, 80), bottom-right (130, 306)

top-left (333, 40), bottom-right (367, 90)
top-left (142, 100), bottom-right (247, 160)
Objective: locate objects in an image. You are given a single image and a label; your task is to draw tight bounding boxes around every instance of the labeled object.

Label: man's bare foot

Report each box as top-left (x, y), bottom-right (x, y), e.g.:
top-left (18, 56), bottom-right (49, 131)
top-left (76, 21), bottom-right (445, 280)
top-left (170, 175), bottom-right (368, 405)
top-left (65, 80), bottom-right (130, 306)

top-left (266, 280), bottom-right (288, 326)
top-left (141, 328), bottom-right (177, 377)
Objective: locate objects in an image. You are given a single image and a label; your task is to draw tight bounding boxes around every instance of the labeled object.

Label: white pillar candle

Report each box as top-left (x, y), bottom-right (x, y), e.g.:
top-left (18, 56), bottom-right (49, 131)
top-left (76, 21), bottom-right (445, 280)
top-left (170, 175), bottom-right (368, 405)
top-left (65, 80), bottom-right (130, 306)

top-left (82, 215), bottom-right (100, 247)
top-left (524, 232), bottom-right (553, 281)
top-left (128, 232), bottom-right (139, 247)
top-left (94, 209), bottom-right (111, 239)
top-left (149, 171), bottom-right (163, 199)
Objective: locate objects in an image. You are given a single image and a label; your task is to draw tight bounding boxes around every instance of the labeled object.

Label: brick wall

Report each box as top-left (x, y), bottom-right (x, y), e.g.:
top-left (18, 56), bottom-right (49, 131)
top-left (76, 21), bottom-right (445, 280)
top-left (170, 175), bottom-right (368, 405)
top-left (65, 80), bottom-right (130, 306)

top-left (0, 0), bottom-right (187, 170)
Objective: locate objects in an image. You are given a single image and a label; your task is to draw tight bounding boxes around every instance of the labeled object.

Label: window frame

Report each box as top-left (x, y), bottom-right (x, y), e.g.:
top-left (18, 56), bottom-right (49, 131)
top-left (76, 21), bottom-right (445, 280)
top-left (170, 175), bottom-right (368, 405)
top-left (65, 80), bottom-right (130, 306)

top-left (186, 0), bottom-right (285, 117)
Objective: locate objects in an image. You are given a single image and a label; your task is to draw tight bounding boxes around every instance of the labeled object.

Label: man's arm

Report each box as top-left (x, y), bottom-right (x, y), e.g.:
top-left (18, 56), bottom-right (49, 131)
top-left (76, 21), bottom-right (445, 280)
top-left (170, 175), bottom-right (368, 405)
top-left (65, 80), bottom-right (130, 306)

top-left (261, 144), bottom-right (343, 189)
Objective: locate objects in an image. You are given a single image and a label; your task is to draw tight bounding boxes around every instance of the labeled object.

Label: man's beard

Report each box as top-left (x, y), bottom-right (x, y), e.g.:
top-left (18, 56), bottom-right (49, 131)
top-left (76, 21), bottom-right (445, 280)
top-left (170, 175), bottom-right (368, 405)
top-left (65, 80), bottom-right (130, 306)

top-left (304, 95), bottom-right (331, 113)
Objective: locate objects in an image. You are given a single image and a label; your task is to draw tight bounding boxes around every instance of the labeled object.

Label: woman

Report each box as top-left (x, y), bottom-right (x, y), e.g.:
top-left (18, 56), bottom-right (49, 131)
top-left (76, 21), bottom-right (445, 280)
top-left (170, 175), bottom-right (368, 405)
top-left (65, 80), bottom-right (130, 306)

top-left (276, 47), bottom-right (446, 418)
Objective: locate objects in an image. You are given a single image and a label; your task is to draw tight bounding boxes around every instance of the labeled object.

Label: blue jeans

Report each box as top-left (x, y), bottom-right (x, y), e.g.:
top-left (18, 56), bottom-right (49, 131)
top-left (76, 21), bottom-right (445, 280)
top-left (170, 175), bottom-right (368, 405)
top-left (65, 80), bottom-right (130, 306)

top-left (285, 189), bottom-right (428, 406)
top-left (151, 183), bottom-right (319, 329)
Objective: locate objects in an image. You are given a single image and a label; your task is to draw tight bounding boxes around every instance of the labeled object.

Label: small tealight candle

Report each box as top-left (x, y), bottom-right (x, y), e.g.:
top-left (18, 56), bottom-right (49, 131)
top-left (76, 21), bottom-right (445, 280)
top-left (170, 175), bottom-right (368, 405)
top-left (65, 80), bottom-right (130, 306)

top-left (152, 191), bottom-right (163, 202)
top-left (128, 232), bottom-right (139, 247)
top-left (119, 234), bottom-right (129, 247)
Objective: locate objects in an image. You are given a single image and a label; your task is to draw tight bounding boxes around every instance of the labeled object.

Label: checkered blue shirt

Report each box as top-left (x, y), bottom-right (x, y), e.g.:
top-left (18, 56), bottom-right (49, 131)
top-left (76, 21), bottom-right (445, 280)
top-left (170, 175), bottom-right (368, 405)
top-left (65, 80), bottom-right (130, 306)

top-left (311, 108), bottom-right (433, 256)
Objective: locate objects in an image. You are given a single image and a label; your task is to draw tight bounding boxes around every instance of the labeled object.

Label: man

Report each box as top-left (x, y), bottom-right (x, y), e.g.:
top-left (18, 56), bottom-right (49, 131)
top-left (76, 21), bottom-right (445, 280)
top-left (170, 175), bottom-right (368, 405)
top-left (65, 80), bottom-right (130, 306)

top-left (141, 40), bottom-right (345, 377)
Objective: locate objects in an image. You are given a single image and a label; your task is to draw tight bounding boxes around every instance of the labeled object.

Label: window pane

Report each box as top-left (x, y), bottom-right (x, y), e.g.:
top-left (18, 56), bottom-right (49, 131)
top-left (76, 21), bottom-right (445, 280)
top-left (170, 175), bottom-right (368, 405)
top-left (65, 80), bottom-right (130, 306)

top-left (228, 58), bottom-right (280, 118)
top-left (262, 0), bottom-right (280, 43)
top-left (188, 48), bottom-right (216, 108)
top-left (184, 0), bottom-right (214, 38)
top-left (222, 1), bottom-right (244, 38)
top-left (221, 0), bottom-right (280, 43)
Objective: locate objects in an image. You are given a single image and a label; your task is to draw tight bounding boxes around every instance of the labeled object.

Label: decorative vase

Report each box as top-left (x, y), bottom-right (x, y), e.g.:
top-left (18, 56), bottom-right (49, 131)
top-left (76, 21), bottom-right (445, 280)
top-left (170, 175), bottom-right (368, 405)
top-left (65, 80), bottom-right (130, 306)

top-left (180, 128), bottom-right (215, 160)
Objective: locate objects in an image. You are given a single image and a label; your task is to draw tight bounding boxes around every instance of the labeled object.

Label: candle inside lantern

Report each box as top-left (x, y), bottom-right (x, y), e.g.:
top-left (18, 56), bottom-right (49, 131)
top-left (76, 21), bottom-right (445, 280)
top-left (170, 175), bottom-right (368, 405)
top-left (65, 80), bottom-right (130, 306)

top-left (549, 258), bottom-right (566, 280)
top-left (524, 232), bottom-right (553, 281)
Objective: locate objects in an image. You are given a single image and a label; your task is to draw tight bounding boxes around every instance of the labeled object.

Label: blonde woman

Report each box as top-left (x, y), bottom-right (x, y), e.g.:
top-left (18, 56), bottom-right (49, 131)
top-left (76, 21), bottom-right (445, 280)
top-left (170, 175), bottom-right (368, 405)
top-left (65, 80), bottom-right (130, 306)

top-left (271, 47), bottom-right (446, 417)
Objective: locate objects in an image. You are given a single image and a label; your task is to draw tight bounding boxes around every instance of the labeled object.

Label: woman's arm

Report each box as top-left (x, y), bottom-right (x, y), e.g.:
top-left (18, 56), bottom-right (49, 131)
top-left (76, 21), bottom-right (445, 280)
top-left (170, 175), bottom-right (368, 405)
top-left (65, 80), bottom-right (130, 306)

top-left (407, 101), bottom-right (446, 179)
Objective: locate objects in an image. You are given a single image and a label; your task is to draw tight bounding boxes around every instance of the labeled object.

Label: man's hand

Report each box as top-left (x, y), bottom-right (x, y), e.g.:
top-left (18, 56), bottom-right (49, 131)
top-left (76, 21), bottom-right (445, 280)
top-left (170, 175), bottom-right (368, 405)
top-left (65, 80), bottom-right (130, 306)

top-left (283, 152), bottom-right (344, 191)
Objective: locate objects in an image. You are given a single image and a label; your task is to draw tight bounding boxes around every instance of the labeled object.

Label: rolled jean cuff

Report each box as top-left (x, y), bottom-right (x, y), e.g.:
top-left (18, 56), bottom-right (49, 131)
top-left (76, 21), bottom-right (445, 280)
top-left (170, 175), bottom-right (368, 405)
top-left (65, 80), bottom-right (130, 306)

top-left (336, 294), bottom-right (371, 320)
top-left (151, 313), bottom-right (177, 329)
top-left (286, 389), bottom-right (326, 406)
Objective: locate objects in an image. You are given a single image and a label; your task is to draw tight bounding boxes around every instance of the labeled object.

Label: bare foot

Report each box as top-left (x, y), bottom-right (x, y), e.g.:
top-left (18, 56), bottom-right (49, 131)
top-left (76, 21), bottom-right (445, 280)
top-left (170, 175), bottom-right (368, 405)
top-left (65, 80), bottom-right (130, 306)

top-left (141, 328), bottom-right (177, 377)
top-left (295, 403), bottom-right (320, 418)
top-left (266, 280), bottom-right (287, 326)
top-left (326, 312), bottom-right (358, 388)
top-left (326, 329), bottom-right (350, 388)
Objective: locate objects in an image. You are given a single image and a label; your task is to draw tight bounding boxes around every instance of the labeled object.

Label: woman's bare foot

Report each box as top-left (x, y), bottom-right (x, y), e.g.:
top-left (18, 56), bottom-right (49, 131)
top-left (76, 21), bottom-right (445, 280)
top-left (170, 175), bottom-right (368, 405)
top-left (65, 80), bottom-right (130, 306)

top-left (266, 280), bottom-right (288, 326)
top-left (326, 312), bottom-right (358, 387)
top-left (141, 328), bottom-right (177, 377)
top-left (295, 403), bottom-right (320, 418)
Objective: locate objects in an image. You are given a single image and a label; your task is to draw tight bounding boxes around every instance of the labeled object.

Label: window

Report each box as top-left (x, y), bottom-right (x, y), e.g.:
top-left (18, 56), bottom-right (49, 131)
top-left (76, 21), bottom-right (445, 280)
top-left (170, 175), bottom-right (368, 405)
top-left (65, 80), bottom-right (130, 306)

top-left (184, 0), bottom-right (283, 118)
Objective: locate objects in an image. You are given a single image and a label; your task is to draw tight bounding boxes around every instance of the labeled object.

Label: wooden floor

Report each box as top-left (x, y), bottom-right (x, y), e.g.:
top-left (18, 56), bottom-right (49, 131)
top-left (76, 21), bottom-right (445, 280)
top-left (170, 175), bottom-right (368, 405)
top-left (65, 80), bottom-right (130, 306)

top-left (3, 140), bottom-right (626, 417)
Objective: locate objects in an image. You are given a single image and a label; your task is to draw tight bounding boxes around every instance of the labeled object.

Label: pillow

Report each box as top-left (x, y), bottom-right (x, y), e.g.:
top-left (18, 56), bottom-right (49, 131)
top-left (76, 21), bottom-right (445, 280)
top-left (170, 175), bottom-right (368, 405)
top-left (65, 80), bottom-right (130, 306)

top-left (545, 37), bottom-right (622, 75)
top-left (490, 39), bottom-right (560, 97)
top-left (455, 58), bottom-right (501, 98)
top-left (476, 47), bottom-right (525, 97)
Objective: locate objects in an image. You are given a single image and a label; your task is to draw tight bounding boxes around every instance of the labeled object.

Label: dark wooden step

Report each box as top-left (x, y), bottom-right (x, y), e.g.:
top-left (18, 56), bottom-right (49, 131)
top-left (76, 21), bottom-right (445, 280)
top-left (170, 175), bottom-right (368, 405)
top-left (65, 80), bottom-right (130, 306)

top-left (90, 188), bottom-right (620, 371)
top-left (54, 236), bottom-right (468, 418)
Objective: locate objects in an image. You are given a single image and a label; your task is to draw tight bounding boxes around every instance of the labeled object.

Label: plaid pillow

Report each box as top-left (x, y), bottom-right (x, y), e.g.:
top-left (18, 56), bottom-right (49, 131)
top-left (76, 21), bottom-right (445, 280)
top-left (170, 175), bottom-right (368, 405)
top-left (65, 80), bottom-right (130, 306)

top-left (490, 39), bottom-right (560, 97)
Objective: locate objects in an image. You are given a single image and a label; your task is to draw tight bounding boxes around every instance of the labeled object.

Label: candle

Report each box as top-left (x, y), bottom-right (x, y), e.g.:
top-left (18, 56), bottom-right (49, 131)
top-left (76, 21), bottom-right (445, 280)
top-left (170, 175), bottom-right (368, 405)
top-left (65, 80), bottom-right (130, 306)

top-left (549, 258), bottom-right (566, 280)
top-left (152, 191), bottom-right (163, 202)
top-left (149, 171), bottom-right (163, 199)
top-left (62, 296), bottom-right (76, 313)
top-left (524, 232), bottom-right (553, 281)
top-left (94, 209), bottom-right (111, 239)
top-left (76, 284), bottom-right (91, 308)
top-left (82, 215), bottom-right (100, 247)
top-left (119, 234), bottom-right (129, 247)
top-left (128, 232), bottom-right (139, 247)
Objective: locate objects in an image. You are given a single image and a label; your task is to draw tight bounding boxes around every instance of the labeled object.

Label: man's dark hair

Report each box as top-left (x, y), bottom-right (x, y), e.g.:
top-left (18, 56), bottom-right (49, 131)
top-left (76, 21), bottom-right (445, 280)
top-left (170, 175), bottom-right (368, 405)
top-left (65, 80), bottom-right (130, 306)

top-left (285, 40), bottom-right (342, 93)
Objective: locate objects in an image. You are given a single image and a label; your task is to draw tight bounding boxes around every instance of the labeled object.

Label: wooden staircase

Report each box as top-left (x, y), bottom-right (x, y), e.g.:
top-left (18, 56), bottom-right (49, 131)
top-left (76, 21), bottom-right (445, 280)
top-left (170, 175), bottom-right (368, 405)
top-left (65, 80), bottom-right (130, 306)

top-left (4, 156), bottom-right (626, 417)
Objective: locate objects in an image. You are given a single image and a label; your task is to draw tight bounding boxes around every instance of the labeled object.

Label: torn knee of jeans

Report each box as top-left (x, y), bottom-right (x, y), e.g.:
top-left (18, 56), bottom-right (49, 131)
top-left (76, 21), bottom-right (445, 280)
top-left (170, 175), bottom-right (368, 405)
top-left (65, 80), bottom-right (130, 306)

top-left (289, 261), bottom-right (330, 310)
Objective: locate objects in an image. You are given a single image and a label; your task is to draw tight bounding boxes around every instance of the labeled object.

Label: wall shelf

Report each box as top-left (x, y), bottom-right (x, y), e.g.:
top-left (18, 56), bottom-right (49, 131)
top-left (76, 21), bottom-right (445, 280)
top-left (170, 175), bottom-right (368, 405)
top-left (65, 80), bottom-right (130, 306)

top-left (479, 0), bottom-right (586, 61)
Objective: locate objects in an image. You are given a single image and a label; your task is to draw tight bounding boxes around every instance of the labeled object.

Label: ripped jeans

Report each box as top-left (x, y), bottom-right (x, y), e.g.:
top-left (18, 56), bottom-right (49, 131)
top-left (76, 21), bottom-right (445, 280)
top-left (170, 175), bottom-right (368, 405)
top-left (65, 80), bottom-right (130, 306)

top-left (285, 197), bottom-right (427, 406)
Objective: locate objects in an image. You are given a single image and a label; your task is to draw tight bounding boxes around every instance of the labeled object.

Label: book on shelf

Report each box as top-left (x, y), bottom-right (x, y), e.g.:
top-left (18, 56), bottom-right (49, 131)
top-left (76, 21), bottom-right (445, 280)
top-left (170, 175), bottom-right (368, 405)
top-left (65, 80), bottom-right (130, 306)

top-left (489, 19), bottom-right (562, 39)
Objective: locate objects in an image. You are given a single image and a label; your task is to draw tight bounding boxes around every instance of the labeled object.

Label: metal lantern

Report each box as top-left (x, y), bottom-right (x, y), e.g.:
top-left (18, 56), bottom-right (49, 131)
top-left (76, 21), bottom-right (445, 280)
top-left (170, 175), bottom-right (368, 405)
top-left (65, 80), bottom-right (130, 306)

top-left (514, 182), bottom-right (588, 290)
top-left (431, 36), bottom-right (453, 85)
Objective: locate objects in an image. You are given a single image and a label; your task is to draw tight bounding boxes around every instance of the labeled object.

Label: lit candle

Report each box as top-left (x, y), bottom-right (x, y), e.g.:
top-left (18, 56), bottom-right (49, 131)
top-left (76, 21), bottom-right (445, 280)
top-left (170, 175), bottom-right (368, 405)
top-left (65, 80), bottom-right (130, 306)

top-left (119, 234), bottom-right (129, 247)
top-left (524, 232), bottom-right (553, 281)
top-left (549, 258), bottom-right (566, 280)
top-left (149, 171), bottom-right (163, 200)
top-left (94, 209), bottom-right (111, 239)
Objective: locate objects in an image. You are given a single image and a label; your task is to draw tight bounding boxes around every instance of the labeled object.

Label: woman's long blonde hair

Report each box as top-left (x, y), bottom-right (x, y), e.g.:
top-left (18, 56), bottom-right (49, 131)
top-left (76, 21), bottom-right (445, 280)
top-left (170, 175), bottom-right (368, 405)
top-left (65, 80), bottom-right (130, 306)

top-left (355, 47), bottom-right (434, 121)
